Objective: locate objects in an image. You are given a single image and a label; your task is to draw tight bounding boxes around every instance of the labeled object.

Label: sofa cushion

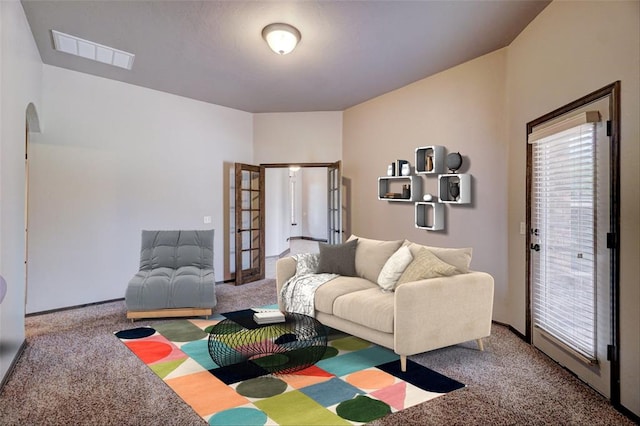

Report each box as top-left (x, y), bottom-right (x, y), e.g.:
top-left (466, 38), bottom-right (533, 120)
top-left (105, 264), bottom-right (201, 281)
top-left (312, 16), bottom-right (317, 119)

top-left (396, 247), bottom-right (459, 286)
top-left (348, 235), bottom-right (404, 283)
top-left (317, 239), bottom-right (358, 276)
top-left (333, 288), bottom-right (395, 333)
top-left (405, 241), bottom-right (472, 273)
top-left (314, 276), bottom-right (377, 315)
top-left (377, 245), bottom-right (413, 291)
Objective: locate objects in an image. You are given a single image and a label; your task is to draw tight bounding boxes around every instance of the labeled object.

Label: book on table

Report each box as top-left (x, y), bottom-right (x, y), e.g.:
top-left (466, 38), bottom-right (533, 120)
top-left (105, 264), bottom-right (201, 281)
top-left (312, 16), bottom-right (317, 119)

top-left (253, 310), bottom-right (285, 324)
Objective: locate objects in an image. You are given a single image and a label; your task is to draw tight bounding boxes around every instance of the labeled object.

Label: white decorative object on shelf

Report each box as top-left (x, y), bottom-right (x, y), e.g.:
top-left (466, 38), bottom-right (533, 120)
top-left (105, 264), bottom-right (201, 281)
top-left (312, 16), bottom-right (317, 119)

top-left (401, 162), bottom-right (411, 176)
top-left (423, 193), bottom-right (433, 201)
top-left (396, 159), bottom-right (410, 176)
top-left (387, 163), bottom-right (395, 176)
top-left (378, 175), bottom-right (422, 202)
top-left (438, 174), bottom-right (471, 204)
top-left (415, 202), bottom-right (444, 231)
top-left (415, 146), bottom-right (445, 174)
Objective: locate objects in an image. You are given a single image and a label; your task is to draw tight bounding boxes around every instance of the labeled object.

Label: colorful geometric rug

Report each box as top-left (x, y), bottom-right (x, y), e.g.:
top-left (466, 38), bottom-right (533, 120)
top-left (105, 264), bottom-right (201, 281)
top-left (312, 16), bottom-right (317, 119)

top-left (115, 310), bottom-right (464, 425)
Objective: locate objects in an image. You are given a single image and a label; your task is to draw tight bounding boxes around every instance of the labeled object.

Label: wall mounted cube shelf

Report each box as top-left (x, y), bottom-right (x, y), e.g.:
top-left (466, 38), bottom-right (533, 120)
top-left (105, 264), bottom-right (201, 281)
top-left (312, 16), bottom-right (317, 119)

top-left (415, 145), bottom-right (445, 174)
top-left (378, 175), bottom-right (422, 202)
top-left (438, 174), bottom-right (471, 204)
top-left (415, 202), bottom-right (444, 230)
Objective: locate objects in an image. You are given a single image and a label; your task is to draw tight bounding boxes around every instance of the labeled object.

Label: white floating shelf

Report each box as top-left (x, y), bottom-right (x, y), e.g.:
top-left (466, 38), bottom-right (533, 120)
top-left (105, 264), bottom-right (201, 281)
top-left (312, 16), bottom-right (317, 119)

top-left (438, 174), bottom-right (471, 204)
top-left (415, 145), bottom-right (445, 174)
top-left (378, 175), bottom-right (422, 202)
top-left (415, 202), bottom-right (444, 230)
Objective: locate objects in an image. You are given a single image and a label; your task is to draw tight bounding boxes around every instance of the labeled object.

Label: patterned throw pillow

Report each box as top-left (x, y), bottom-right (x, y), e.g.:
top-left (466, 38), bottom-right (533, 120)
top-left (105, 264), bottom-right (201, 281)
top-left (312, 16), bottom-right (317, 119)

top-left (396, 247), bottom-right (459, 286)
top-left (377, 245), bottom-right (414, 292)
top-left (316, 239), bottom-right (358, 277)
top-left (292, 253), bottom-right (320, 276)
top-left (404, 241), bottom-right (472, 273)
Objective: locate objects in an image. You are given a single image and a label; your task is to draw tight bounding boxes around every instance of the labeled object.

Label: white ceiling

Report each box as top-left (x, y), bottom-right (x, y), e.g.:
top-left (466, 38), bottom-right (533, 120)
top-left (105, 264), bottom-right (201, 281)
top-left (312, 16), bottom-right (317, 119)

top-left (21, 1), bottom-right (549, 113)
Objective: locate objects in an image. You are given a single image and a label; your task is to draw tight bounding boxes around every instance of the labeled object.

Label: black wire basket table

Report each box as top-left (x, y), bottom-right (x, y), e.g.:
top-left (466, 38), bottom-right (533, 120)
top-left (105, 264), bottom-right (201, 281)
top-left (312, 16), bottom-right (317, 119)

top-left (208, 311), bottom-right (328, 375)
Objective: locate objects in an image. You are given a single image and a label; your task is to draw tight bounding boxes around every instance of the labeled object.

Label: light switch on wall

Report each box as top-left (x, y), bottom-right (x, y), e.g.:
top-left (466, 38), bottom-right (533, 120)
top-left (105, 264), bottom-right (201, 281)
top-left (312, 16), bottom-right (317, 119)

top-left (520, 222), bottom-right (526, 235)
top-left (204, 216), bottom-right (212, 224)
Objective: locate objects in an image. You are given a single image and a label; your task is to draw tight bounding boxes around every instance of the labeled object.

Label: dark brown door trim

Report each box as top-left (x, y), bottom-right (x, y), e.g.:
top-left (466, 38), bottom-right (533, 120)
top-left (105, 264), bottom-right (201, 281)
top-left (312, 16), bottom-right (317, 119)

top-left (525, 81), bottom-right (621, 406)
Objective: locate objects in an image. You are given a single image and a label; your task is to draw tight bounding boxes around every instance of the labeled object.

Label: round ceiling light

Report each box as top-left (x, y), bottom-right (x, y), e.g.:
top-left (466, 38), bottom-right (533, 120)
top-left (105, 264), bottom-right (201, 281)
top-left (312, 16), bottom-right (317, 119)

top-left (262, 23), bottom-right (301, 55)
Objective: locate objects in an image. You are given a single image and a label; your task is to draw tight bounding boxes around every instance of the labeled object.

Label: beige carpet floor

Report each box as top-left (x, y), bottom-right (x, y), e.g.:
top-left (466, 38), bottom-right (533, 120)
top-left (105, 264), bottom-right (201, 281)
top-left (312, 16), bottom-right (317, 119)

top-left (0, 279), bottom-right (634, 425)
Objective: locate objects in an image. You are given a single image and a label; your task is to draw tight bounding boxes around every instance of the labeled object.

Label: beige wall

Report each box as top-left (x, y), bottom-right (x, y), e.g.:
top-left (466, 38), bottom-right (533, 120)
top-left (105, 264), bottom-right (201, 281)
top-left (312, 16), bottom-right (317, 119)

top-left (505, 1), bottom-right (639, 415)
top-left (344, 49), bottom-right (510, 322)
top-left (254, 112), bottom-right (343, 257)
top-left (253, 112), bottom-right (342, 164)
top-left (0, 0), bottom-right (43, 384)
top-left (344, 0), bottom-right (638, 415)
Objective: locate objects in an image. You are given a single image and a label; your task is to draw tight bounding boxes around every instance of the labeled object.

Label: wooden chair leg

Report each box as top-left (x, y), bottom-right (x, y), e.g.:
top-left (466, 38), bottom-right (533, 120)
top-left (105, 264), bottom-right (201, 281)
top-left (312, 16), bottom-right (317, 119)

top-left (400, 355), bottom-right (407, 372)
top-left (476, 338), bottom-right (484, 351)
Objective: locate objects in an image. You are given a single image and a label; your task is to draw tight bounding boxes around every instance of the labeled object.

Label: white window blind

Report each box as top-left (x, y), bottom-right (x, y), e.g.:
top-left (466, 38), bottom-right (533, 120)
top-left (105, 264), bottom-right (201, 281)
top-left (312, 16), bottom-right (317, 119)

top-left (530, 113), bottom-right (599, 360)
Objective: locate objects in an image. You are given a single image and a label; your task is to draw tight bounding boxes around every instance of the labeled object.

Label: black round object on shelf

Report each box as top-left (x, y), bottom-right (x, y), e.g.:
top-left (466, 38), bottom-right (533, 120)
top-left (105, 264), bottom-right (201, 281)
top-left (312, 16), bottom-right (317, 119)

top-left (446, 152), bottom-right (463, 172)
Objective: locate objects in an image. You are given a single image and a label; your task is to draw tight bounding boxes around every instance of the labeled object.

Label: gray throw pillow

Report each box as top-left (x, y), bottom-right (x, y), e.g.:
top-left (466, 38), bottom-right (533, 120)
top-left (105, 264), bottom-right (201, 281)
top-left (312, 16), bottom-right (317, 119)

top-left (317, 239), bottom-right (358, 276)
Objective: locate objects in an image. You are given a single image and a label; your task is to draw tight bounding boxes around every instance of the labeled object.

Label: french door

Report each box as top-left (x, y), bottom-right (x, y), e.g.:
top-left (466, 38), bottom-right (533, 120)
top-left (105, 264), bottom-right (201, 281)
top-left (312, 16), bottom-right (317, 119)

top-left (234, 163), bottom-right (265, 285)
top-left (327, 161), bottom-right (343, 244)
top-left (527, 83), bottom-right (620, 400)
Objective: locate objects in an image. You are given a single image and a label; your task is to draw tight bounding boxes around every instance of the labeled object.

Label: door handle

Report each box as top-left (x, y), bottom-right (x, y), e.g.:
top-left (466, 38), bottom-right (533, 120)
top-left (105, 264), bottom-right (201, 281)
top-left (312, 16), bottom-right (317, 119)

top-left (530, 244), bottom-right (540, 252)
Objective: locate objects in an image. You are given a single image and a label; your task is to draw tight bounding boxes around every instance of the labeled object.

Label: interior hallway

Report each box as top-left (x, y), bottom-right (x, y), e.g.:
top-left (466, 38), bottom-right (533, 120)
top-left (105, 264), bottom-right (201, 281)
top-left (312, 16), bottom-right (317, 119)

top-left (265, 239), bottom-right (320, 279)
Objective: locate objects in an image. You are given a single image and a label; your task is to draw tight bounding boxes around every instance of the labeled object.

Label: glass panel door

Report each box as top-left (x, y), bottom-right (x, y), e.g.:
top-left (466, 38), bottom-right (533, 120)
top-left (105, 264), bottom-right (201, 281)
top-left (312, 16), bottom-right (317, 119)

top-left (528, 97), bottom-right (612, 398)
top-left (327, 161), bottom-right (342, 244)
top-left (235, 163), bottom-right (265, 285)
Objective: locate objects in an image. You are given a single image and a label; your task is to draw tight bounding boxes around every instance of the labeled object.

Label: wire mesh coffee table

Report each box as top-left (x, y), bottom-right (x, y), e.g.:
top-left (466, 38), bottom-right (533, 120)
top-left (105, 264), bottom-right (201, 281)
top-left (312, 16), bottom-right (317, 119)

top-left (208, 311), bottom-right (328, 375)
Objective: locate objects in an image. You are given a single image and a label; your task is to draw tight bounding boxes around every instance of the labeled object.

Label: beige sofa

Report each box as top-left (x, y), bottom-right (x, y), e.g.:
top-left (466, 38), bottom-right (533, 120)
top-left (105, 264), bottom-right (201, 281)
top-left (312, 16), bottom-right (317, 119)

top-left (276, 236), bottom-right (494, 371)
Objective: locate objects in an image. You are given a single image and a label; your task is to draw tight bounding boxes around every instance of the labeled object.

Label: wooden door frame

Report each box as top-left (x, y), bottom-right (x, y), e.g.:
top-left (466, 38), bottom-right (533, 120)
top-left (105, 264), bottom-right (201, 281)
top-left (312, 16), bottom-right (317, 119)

top-left (261, 162), bottom-right (336, 168)
top-left (525, 81), bottom-right (621, 405)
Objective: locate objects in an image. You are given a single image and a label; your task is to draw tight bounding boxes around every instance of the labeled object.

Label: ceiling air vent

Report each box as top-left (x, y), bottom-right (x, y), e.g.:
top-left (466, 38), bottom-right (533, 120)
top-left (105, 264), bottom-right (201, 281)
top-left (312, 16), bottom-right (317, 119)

top-left (51, 30), bottom-right (135, 70)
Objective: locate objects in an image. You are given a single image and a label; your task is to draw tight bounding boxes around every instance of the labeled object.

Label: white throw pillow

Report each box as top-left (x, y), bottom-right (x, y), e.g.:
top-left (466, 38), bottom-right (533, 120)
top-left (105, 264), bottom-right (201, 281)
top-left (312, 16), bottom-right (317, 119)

top-left (377, 245), bottom-right (414, 292)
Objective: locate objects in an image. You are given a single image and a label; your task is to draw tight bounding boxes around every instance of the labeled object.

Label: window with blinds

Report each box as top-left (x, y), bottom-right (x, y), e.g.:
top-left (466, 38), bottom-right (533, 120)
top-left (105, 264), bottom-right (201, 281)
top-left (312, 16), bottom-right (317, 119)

top-left (529, 112), bottom-right (599, 361)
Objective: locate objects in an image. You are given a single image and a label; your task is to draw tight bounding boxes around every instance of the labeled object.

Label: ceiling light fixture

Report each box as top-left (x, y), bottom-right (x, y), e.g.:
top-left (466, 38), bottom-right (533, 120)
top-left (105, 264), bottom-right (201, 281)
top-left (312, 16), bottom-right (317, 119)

top-left (262, 23), bottom-right (301, 55)
top-left (51, 30), bottom-right (135, 70)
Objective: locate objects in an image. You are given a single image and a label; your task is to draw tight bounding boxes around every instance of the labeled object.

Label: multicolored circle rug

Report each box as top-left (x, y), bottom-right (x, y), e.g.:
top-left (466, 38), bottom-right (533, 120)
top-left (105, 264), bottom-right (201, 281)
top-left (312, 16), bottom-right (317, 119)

top-left (115, 310), bottom-right (464, 425)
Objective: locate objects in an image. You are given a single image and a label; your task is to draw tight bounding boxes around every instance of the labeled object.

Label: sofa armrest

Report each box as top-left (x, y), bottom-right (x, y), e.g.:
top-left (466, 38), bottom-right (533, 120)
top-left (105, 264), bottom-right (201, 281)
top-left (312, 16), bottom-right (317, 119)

top-left (276, 257), bottom-right (297, 310)
top-left (393, 271), bottom-right (494, 356)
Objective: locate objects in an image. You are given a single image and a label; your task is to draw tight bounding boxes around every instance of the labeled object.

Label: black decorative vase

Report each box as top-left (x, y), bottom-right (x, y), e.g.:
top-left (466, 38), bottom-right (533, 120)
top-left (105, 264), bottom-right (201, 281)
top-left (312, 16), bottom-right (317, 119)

top-left (449, 182), bottom-right (460, 200)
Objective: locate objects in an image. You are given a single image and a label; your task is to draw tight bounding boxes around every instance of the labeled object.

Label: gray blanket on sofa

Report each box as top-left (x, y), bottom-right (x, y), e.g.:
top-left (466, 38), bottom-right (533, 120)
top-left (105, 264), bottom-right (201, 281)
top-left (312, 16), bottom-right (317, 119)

top-left (280, 253), bottom-right (337, 316)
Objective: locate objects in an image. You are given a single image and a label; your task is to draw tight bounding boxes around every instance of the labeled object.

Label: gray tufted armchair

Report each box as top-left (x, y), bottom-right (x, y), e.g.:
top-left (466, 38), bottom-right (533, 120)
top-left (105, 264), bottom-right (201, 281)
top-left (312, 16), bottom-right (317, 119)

top-left (125, 230), bottom-right (216, 320)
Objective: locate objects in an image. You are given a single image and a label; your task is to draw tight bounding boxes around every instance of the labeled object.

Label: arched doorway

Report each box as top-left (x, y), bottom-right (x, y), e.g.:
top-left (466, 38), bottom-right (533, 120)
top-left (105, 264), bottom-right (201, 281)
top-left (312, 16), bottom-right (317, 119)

top-left (24, 103), bottom-right (41, 307)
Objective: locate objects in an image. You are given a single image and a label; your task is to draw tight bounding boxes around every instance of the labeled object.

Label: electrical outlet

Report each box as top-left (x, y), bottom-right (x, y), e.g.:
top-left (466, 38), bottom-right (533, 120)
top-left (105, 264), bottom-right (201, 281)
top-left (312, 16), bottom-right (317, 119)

top-left (204, 216), bottom-right (212, 224)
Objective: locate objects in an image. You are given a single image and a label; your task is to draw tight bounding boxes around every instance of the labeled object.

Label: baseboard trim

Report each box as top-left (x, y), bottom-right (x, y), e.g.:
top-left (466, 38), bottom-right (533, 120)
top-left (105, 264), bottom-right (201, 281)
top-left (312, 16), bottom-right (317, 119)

top-left (0, 339), bottom-right (27, 392)
top-left (278, 248), bottom-right (291, 258)
top-left (492, 320), bottom-right (527, 342)
top-left (26, 298), bottom-right (126, 317)
top-left (614, 403), bottom-right (640, 424)
top-left (287, 236), bottom-right (328, 243)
